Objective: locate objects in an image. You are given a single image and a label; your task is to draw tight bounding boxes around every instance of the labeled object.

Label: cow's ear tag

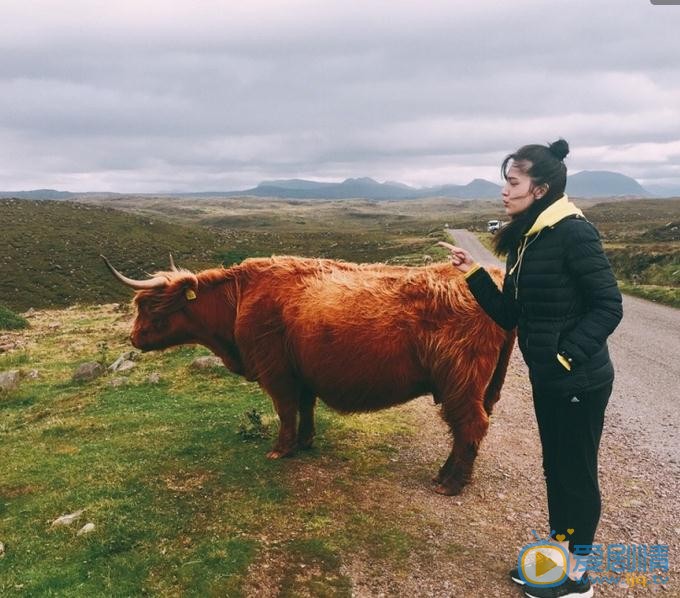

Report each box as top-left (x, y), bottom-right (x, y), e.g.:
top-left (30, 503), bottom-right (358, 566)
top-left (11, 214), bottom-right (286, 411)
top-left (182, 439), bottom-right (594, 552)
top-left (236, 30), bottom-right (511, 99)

top-left (185, 289), bottom-right (197, 301)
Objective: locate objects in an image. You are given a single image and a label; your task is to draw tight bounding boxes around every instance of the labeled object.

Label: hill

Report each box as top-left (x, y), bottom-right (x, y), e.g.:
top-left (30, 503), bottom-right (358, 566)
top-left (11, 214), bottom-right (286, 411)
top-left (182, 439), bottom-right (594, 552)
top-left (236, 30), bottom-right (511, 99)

top-left (0, 199), bottom-right (232, 311)
top-left (0, 189), bottom-right (78, 200)
top-left (1, 197), bottom-right (454, 311)
top-left (221, 177), bottom-right (504, 200)
top-left (567, 171), bottom-right (650, 198)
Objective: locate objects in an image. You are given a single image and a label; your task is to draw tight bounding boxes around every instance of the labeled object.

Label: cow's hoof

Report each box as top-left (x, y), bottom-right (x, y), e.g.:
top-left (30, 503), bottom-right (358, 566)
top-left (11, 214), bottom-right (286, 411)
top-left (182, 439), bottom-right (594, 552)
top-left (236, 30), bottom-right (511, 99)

top-left (266, 449), bottom-right (294, 459)
top-left (431, 473), bottom-right (442, 484)
top-left (433, 480), bottom-right (465, 496)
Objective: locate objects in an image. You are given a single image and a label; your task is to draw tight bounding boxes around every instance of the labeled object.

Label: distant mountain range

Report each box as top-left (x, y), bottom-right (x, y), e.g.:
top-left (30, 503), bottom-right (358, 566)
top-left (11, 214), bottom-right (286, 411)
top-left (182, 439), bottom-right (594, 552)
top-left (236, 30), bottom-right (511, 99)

top-left (2, 171), bottom-right (679, 201)
top-left (0, 189), bottom-right (78, 200)
top-left (216, 177), bottom-right (506, 200)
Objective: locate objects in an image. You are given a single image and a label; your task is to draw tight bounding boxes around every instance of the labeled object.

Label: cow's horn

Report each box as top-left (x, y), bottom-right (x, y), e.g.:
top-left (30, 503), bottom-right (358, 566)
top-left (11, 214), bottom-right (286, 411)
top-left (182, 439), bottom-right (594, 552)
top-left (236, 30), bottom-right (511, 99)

top-left (100, 255), bottom-right (168, 289)
top-left (169, 253), bottom-right (178, 271)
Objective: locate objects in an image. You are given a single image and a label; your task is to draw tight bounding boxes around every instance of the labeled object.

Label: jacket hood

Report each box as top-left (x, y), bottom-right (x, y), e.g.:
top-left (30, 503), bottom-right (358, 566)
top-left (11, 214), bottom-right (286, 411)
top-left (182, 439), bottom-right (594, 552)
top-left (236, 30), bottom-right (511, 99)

top-left (524, 194), bottom-right (584, 237)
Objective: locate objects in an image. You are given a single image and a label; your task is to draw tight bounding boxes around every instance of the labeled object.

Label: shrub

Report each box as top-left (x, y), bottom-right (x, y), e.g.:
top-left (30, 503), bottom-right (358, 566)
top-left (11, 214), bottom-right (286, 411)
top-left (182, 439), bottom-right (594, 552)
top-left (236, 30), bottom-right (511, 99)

top-left (237, 408), bottom-right (272, 440)
top-left (0, 305), bottom-right (29, 330)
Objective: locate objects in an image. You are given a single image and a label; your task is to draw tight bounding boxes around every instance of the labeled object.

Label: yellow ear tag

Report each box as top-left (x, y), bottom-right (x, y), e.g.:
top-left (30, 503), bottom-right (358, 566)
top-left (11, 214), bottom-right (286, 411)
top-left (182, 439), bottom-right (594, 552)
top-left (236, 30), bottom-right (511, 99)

top-left (185, 289), bottom-right (197, 301)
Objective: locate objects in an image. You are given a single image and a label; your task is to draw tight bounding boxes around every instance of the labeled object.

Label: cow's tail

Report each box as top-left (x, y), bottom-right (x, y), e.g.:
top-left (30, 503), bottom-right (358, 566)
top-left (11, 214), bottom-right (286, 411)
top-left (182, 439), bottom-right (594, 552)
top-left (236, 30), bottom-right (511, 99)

top-left (483, 329), bottom-right (516, 416)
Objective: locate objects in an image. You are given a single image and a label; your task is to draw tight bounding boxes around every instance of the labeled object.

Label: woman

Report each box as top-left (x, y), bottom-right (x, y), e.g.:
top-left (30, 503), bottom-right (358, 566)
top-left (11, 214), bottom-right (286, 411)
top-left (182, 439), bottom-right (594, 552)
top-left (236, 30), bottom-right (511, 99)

top-left (439, 139), bottom-right (622, 598)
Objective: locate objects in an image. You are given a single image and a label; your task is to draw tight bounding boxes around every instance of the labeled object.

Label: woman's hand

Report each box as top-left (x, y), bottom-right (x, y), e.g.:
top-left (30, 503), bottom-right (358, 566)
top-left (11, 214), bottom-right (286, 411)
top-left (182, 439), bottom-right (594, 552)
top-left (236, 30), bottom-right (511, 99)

top-left (437, 241), bottom-right (475, 273)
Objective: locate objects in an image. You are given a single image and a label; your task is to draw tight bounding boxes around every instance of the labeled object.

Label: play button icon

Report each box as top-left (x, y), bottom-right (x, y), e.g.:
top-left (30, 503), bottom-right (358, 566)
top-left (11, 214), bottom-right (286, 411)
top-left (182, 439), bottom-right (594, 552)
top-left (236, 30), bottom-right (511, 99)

top-left (518, 543), bottom-right (568, 587)
top-left (536, 551), bottom-right (559, 576)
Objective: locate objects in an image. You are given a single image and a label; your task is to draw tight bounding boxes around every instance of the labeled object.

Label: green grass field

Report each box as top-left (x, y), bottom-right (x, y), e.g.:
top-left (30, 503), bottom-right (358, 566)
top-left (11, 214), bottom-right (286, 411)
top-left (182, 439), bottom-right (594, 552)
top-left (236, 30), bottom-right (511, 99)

top-left (1, 305), bottom-right (425, 596)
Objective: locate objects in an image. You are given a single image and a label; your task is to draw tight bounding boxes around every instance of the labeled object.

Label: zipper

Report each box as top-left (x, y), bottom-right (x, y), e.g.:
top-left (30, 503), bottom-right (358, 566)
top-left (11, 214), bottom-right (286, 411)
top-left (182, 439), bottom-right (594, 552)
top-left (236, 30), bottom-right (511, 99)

top-left (511, 230), bottom-right (542, 300)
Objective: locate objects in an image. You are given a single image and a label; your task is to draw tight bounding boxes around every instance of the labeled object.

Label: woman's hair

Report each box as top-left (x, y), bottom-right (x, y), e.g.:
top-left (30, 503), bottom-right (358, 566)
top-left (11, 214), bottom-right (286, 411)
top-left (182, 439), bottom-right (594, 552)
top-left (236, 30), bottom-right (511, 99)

top-left (493, 139), bottom-right (570, 256)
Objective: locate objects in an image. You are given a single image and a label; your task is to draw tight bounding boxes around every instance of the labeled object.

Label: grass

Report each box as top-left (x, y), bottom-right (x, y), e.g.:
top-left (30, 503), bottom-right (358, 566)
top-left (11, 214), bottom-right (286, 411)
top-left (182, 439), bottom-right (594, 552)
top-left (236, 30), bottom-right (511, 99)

top-left (0, 305), bottom-right (28, 330)
top-left (0, 198), bottom-right (234, 312)
top-left (0, 298), bottom-right (428, 597)
top-left (617, 281), bottom-right (680, 308)
top-left (0, 197), bottom-right (458, 312)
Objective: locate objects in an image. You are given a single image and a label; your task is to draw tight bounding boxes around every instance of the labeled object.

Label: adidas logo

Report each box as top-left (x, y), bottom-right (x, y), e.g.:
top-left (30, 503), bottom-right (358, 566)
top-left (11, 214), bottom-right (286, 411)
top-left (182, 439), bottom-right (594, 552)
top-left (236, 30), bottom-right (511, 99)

top-left (570, 396), bottom-right (580, 403)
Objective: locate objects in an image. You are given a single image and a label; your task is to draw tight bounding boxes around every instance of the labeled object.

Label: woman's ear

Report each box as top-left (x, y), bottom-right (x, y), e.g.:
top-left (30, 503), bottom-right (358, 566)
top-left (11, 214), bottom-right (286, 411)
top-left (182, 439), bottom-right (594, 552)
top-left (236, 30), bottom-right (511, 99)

top-left (534, 183), bottom-right (549, 200)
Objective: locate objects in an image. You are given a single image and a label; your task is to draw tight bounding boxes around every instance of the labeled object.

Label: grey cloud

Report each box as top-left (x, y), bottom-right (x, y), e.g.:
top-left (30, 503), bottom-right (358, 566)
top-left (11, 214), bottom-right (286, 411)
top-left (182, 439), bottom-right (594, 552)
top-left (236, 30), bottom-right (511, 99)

top-left (1, 0), bottom-right (679, 191)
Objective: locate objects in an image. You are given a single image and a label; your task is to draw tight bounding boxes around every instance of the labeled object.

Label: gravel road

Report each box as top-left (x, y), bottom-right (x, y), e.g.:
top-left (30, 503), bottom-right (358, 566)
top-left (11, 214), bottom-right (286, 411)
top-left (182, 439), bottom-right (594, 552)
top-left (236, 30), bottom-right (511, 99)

top-left (448, 228), bottom-right (680, 469)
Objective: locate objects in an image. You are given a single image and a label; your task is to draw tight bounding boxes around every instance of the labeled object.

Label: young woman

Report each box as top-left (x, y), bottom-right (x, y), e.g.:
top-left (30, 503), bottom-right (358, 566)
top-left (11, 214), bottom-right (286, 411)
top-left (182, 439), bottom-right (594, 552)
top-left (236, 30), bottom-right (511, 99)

top-left (440, 140), bottom-right (623, 598)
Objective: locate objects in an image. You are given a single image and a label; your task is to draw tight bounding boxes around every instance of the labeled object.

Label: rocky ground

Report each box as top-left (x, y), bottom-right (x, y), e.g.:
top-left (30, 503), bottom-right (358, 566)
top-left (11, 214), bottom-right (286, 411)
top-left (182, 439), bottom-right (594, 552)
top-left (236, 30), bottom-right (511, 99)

top-left (336, 353), bottom-right (680, 597)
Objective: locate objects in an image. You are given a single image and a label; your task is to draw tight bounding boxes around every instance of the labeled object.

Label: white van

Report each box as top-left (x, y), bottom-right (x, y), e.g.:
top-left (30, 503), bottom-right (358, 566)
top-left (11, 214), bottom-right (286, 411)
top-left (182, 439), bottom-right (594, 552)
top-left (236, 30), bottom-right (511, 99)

top-left (487, 220), bottom-right (502, 234)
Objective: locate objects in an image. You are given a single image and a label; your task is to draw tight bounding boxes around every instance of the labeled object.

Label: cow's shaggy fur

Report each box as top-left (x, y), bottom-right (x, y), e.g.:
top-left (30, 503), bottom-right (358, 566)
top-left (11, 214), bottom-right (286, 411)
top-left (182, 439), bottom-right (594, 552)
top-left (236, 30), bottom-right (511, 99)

top-left (127, 256), bottom-right (515, 495)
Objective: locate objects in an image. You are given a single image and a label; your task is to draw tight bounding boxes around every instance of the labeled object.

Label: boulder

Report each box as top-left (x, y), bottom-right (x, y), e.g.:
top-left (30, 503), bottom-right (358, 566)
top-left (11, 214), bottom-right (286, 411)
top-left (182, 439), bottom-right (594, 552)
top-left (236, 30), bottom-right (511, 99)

top-left (72, 362), bottom-right (104, 382)
top-left (189, 356), bottom-right (224, 371)
top-left (109, 359), bottom-right (136, 373)
top-left (0, 370), bottom-right (21, 393)
top-left (77, 523), bottom-right (95, 536)
top-left (51, 509), bottom-right (85, 527)
top-left (108, 351), bottom-right (140, 372)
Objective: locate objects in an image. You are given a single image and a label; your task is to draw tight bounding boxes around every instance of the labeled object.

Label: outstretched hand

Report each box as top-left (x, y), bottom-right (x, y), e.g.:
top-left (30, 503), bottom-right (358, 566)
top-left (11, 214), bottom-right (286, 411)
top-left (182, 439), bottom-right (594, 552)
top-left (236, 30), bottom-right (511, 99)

top-left (437, 241), bottom-right (475, 273)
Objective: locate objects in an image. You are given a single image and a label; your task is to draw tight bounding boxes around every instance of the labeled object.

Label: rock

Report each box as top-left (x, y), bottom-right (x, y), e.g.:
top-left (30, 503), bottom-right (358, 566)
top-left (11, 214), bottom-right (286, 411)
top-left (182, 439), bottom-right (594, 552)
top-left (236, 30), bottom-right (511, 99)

top-left (77, 523), bottom-right (95, 536)
top-left (24, 308), bottom-right (36, 317)
top-left (26, 369), bottom-right (40, 380)
top-left (147, 372), bottom-right (162, 384)
top-left (47, 322), bottom-right (61, 330)
top-left (0, 370), bottom-right (21, 392)
top-left (108, 352), bottom-right (140, 372)
top-left (109, 359), bottom-right (136, 373)
top-left (72, 362), bottom-right (104, 382)
top-left (109, 377), bottom-right (128, 388)
top-left (189, 356), bottom-right (223, 370)
top-left (121, 351), bottom-right (140, 361)
top-left (51, 509), bottom-right (85, 527)
top-left (0, 541), bottom-right (5, 557)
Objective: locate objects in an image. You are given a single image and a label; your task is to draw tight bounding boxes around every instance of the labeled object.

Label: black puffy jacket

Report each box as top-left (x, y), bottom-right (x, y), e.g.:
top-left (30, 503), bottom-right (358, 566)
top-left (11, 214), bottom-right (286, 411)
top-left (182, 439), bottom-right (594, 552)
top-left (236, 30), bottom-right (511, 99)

top-left (465, 195), bottom-right (623, 395)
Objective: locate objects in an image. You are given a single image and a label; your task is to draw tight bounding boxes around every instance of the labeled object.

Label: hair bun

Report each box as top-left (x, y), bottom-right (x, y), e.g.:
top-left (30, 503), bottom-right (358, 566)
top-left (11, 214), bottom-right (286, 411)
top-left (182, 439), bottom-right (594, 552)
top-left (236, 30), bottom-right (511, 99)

top-left (548, 139), bottom-right (569, 161)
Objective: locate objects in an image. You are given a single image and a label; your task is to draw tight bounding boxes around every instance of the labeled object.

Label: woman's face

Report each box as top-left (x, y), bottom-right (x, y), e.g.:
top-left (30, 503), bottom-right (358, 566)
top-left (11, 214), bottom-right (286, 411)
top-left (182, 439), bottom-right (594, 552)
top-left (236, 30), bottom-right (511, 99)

top-left (502, 162), bottom-right (544, 217)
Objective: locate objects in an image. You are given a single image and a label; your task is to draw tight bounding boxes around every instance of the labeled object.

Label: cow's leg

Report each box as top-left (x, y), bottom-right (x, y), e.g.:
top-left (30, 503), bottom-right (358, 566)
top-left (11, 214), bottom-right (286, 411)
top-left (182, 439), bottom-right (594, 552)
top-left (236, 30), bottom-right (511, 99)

top-left (297, 391), bottom-right (317, 450)
top-left (259, 376), bottom-right (302, 459)
top-left (432, 452), bottom-right (454, 484)
top-left (435, 396), bottom-right (490, 496)
top-left (267, 395), bottom-right (298, 459)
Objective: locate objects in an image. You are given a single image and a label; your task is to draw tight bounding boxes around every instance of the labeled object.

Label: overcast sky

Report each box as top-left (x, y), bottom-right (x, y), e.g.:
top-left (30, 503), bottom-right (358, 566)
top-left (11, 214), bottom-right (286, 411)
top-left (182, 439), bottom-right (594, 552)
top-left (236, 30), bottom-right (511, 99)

top-left (2, 0), bottom-right (680, 192)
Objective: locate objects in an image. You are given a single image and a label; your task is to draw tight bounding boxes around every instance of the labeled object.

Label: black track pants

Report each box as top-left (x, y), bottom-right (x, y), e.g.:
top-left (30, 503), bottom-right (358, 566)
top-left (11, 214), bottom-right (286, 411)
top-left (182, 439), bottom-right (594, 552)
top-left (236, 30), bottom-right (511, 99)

top-left (532, 382), bottom-right (612, 552)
